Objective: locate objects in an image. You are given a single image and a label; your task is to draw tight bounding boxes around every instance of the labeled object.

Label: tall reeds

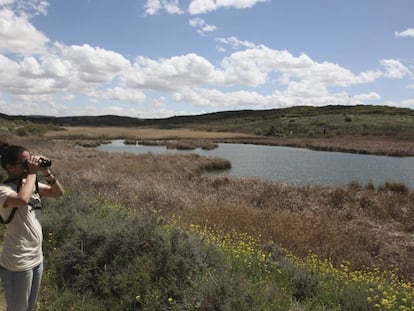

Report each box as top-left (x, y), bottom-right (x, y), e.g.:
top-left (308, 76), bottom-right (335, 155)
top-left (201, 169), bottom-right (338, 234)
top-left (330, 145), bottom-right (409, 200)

top-left (3, 138), bottom-right (411, 310)
top-left (18, 139), bottom-right (412, 282)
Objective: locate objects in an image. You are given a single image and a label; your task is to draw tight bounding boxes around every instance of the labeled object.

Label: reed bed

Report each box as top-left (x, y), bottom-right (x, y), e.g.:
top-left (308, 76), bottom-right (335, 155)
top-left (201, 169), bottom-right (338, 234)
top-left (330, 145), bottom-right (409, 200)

top-left (1, 138), bottom-right (413, 310)
top-left (20, 138), bottom-right (413, 282)
top-left (44, 126), bottom-right (254, 140)
top-left (126, 139), bottom-right (218, 151)
top-left (223, 136), bottom-right (414, 157)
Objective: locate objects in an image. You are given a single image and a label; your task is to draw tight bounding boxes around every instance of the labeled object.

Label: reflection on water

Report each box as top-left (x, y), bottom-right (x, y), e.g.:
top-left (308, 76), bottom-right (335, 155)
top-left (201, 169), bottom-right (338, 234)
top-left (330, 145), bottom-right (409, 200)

top-left (98, 140), bottom-right (414, 189)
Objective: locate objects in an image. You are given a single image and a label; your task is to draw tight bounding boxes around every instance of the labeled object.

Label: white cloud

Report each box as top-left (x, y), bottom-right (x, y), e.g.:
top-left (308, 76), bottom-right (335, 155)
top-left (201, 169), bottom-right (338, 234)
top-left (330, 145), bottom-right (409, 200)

top-left (41, 55), bottom-right (73, 78)
top-left (17, 0), bottom-right (48, 17)
top-left (93, 87), bottom-right (146, 104)
top-left (144, 0), bottom-right (161, 15)
top-left (59, 44), bottom-right (131, 84)
top-left (138, 106), bottom-right (182, 119)
top-left (395, 28), bottom-right (414, 38)
top-left (200, 23), bottom-right (216, 32)
top-left (150, 96), bottom-right (167, 108)
top-left (353, 92), bottom-right (381, 101)
top-left (1, 1), bottom-right (412, 117)
top-left (0, 42), bottom-right (133, 109)
top-left (188, 0), bottom-right (215, 15)
top-left (0, 8), bottom-right (49, 55)
top-left (189, 17), bottom-right (203, 27)
top-left (0, 0), bottom-right (15, 5)
top-left (0, 54), bottom-right (61, 95)
top-left (123, 53), bottom-right (218, 91)
top-left (400, 98), bottom-right (414, 107)
top-left (145, 0), bottom-right (270, 15)
top-left (62, 93), bottom-right (75, 101)
top-left (172, 83), bottom-right (355, 109)
top-left (216, 36), bottom-right (257, 50)
top-left (189, 0), bottom-right (268, 14)
top-left (144, 0), bottom-right (183, 15)
top-left (216, 45), bottom-right (226, 53)
top-left (163, 0), bottom-right (183, 14)
top-left (1, 0), bottom-right (49, 17)
top-left (380, 59), bottom-right (412, 79)
top-left (219, 47), bottom-right (380, 88)
top-left (173, 87), bottom-right (269, 108)
top-left (1, 35), bottom-right (396, 117)
top-left (381, 98), bottom-right (414, 109)
top-left (189, 17), bottom-right (217, 35)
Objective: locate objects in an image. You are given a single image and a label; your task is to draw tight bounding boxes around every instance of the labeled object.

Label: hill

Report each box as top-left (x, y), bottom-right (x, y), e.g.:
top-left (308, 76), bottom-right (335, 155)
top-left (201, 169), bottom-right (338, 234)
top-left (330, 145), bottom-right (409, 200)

top-left (1, 105), bottom-right (414, 139)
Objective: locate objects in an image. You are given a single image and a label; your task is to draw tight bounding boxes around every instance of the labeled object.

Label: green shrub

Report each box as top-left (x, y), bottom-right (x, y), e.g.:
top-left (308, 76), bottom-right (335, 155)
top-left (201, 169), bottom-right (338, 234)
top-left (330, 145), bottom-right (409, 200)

top-left (33, 182), bottom-right (414, 311)
top-left (15, 126), bottom-right (30, 136)
top-left (40, 191), bottom-right (283, 310)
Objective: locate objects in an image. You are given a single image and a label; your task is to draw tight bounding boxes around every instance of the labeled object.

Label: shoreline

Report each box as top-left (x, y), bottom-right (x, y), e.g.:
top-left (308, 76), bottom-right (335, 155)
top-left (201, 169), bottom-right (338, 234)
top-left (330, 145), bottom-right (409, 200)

top-left (217, 136), bottom-right (414, 157)
top-left (96, 138), bottom-right (414, 191)
top-left (44, 126), bottom-right (414, 157)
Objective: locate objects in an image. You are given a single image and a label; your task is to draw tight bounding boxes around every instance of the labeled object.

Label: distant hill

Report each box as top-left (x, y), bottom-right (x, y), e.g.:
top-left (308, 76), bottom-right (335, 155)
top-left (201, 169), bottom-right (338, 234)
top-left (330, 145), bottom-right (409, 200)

top-left (0, 113), bottom-right (145, 127)
top-left (1, 105), bottom-right (414, 138)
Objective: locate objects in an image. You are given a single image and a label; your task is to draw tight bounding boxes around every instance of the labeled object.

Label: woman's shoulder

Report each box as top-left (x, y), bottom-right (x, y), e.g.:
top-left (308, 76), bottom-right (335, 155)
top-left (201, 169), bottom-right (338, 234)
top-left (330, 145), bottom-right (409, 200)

top-left (0, 182), bottom-right (15, 192)
top-left (0, 182), bottom-right (16, 199)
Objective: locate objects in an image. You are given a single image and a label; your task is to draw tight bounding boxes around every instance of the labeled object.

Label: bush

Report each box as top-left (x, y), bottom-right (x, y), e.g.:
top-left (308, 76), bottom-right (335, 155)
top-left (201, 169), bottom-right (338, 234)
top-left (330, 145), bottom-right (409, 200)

top-left (381, 181), bottom-right (409, 195)
top-left (33, 188), bottom-right (414, 310)
top-left (39, 191), bottom-right (285, 310)
top-left (13, 122), bottom-right (54, 136)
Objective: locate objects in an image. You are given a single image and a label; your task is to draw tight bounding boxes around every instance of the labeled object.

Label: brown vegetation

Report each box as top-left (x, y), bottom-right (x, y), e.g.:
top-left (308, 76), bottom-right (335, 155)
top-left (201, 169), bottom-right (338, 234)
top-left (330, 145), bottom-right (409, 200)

top-left (44, 126), bottom-right (255, 140)
top-left (120, 138), bottom-right (218, 150)
top-left (224, 135), bottom-right (414, 157)
top-left (46, 126), bottom-right (414, 156)
top-left (16, 138), bottom-right (413, 284)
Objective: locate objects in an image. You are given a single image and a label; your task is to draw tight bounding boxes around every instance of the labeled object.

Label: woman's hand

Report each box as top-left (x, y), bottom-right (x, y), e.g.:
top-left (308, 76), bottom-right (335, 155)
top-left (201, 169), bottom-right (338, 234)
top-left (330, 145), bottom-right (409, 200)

top-left (24, 155), bottom-right (52, 174)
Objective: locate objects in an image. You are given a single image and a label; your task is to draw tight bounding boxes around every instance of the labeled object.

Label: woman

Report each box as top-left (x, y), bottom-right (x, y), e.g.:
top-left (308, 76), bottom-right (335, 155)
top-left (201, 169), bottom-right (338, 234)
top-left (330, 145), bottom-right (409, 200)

top-left (0, 142), bottom-right (64, 311)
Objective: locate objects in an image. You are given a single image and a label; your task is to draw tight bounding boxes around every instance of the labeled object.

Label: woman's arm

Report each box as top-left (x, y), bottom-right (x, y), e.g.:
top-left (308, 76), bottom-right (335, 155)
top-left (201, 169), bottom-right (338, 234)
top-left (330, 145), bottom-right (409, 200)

top-left (3, 173), bottom-right (37, 208)
top-left (39, 170), bottom-right (64, 198)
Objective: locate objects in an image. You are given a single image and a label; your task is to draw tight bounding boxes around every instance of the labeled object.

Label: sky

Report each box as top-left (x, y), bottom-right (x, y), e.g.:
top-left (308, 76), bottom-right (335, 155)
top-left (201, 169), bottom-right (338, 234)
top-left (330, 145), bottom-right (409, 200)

top-left (0, 0), bottom-right (413, 118)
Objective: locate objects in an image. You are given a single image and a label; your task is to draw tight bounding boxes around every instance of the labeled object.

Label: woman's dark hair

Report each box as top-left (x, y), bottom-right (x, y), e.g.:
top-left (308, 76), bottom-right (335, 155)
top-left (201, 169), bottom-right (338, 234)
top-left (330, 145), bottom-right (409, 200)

top-left (0, 142), bottom-right (28, 170)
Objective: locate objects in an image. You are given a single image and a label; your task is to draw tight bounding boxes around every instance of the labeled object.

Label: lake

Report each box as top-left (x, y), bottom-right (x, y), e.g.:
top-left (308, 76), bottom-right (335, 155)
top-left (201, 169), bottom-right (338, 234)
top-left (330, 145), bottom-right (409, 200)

top-left (97, 140), bottom-right (414, 189)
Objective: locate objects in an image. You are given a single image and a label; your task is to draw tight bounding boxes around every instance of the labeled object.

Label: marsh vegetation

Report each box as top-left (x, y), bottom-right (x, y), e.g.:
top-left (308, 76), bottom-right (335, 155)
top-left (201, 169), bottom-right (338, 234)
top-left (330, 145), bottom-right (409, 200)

top-left (1, 106), bottom-right (413, 309)
top-left (0, 138), bottom-right (412, 310)
top-left (2, 104), bottom-right (412, 157)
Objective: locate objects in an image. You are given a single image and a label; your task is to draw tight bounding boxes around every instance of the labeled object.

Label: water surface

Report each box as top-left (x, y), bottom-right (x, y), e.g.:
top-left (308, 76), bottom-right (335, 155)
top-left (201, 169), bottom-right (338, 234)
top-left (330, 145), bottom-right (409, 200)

top-left (98, 140), bottom-right (414, 189)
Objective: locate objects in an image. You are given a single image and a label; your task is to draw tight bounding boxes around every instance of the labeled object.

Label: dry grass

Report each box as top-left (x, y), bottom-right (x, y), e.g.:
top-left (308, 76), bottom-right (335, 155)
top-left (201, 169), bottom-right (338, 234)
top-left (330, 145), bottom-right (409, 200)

top-left (46, 126), bottom-right (414, 156)
top-left (13, 138), bottom-right (414, 284)
top-left (44, 126), bottom-right (256, 140)
top-left (224, 135), bottom-right (414, 157)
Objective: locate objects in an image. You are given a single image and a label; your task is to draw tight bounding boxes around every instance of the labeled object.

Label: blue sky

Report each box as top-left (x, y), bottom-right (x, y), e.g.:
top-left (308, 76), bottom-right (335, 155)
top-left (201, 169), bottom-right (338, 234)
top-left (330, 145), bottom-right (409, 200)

top-left (0, 0), bottom-right (413, 118)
